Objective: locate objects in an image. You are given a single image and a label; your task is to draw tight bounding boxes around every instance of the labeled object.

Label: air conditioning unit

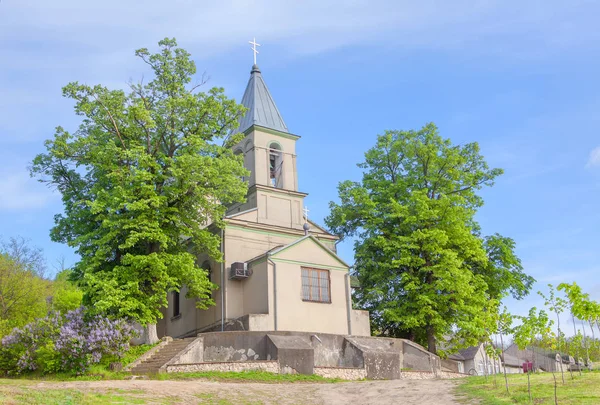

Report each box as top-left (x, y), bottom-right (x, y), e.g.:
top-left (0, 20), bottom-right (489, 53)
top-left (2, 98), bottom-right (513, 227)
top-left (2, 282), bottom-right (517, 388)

top-left (230, 262), bottom-right (252, 280)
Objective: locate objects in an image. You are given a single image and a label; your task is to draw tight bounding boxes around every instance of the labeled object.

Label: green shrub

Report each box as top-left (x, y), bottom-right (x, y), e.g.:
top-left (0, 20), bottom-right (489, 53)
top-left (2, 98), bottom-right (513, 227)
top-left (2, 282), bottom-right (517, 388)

top-left (0, 308), bottom-right (136, 375)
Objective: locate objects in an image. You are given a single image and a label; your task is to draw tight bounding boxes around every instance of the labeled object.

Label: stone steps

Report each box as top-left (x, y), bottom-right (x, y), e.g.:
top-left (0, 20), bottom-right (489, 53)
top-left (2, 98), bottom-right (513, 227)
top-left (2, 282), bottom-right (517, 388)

top-left (130, 338), bottom-right (196, 374)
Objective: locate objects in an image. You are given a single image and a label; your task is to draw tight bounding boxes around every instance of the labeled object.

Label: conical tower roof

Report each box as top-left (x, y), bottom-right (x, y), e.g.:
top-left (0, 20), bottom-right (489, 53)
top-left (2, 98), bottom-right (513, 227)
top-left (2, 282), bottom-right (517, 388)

top-left (237, 64), bottom-right (288, 133)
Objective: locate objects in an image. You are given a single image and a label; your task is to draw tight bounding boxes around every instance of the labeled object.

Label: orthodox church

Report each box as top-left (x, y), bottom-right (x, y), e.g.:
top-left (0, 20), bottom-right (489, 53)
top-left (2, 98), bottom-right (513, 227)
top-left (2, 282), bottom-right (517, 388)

top-left (158, 61), bottom-right (370, 339)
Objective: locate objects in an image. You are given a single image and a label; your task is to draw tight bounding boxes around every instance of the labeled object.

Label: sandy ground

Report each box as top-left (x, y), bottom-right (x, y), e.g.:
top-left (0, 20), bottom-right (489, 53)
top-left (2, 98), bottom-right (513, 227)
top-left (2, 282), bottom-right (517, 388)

top-left (29, 379), bottom-right (469, 405)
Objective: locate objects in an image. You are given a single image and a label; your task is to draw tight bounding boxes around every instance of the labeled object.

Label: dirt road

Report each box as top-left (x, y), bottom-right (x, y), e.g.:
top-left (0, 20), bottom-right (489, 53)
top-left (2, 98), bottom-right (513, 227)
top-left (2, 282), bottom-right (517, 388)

top-left (29, 378), bottom-right (468, 404)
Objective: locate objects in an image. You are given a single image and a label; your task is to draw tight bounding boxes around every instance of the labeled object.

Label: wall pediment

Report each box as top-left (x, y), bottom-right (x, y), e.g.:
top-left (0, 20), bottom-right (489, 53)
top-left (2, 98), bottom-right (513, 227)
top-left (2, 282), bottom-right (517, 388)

top-left (270, 235), bottom-right (349, 270)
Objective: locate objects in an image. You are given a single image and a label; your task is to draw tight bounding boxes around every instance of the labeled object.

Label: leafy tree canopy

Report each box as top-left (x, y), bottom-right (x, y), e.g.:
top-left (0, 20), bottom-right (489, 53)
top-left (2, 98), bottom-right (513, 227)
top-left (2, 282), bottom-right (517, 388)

top-left (326, 123), bottom-right (534, 353)
top-left (31, 38), bottom-right (248, 334)
top-left (512, 307), bottom-right (554, 350)
top-left (51, 269), bottom-right (83, 314)
top-left (0, 254), bottom-right (49, 337)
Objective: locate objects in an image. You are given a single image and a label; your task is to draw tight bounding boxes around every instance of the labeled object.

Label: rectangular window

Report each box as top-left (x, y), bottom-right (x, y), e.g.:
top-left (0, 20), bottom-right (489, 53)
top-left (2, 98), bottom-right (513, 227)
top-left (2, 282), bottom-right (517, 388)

top-left (173, 291), bottom-right (181, 318)
top-left (301, 268), bottom-right (331, 303)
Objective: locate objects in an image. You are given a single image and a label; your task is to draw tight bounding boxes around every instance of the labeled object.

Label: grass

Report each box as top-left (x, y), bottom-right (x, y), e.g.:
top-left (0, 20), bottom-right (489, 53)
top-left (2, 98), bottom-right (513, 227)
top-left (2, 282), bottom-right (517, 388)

top-left (0, 344), bottom-right (344, 403)
top-left (0, 370), bottom-right (342, 404)
top-left (0, 381), bottom-right (150, 404)
top-left (156, 369), bottom-right (344, 383)
top-left (120, 343), bottom-right (160, 367)
top-left (195, 392), bottom-right (265, 405)
top-left (5, 369), bottom-right (343, 384)
top-left (456, 370), bottom-right (600, 404)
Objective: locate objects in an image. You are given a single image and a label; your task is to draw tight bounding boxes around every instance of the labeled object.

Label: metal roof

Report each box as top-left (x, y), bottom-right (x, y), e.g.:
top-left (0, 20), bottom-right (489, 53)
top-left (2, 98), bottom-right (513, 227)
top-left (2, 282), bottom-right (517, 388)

top-left (502, 353), bottom-right (522, 367)
top-left (448, 353), bottom-right (466, 361)
top-left (237, 64), bottom-right (289, 134)
top-left (457, 345), bottom-right (482, 360)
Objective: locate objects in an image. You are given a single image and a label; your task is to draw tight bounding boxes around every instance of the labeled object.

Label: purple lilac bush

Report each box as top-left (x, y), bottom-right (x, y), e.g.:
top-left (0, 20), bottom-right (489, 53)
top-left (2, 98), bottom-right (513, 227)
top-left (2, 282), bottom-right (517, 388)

top-left (0, 307), bottom-right (136, 375)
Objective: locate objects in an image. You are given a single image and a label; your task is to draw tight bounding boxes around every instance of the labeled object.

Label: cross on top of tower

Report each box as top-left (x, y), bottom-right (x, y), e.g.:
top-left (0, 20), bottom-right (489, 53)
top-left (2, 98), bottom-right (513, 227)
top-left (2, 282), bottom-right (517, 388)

top-left (249, 37), bottom-right (261, 65)
top-left (303, 206), bottom-right (309, 222)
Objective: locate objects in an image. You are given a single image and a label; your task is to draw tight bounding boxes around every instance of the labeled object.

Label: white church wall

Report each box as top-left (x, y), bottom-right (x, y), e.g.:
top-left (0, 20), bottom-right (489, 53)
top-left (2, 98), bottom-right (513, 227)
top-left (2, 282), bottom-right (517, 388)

top-left (273, 259), bottom-right (349, 335)
top-left (255, 188), bottom-right (305, 230)
top-left (166, 285), bottom-right (197, 338)
top-left (244, 137), bottom-right (256, 186)
top-left (223, 226), bottom-right (294, 321)
top-left (244, 260), bottom-right (269, 315)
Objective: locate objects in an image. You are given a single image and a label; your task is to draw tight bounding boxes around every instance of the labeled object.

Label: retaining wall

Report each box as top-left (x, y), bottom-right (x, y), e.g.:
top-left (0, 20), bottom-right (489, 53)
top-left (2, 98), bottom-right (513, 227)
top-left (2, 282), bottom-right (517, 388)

top-left (166, 360), bottom-right (279, 374)
top-left (163, 330), bottom-right (444, 380)
top-left (314, 366), bottom-right (367, 380)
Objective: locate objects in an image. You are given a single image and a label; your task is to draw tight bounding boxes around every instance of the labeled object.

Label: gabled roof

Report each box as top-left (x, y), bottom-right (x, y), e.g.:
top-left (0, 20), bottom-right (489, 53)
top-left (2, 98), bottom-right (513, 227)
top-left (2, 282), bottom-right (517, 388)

top-left (246, 234), bottom-right (350, 268)
top-left (448, 353), bottom-right (466, 361)
top-left (237, 65), bottom-right (289, 134)
top-left (502, 353), bottom-right (522, 367)
top-left (307, 219), bottom-right (333, 236)
top-left (457, 345), bottom-right (482, 360)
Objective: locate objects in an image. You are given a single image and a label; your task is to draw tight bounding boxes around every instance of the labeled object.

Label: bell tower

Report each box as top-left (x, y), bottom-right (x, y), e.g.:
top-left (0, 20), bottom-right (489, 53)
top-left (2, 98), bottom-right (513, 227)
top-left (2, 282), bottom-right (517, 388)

top-left (234, 64), bottom-right (299, 191)
top-left (229, 64), bottom-right (306, 230)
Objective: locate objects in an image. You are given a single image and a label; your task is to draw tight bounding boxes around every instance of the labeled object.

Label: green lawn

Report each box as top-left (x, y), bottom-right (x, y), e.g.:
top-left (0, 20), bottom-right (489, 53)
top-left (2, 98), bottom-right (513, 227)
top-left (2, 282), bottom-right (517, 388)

top-left (0, 380), bottom-right (149, 405)
top-left (5, 369), bottom-right (343, 384)
top-left (0, 371), bottom-right (341, 405)
top-left (456, 370), bottom-right (600, 404)
top-left (156, 370), bottom-right (344, 383)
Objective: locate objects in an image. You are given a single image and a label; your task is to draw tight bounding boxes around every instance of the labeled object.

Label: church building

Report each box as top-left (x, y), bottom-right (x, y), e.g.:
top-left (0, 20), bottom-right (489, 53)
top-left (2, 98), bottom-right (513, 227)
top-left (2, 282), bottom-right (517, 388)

top-left (158, 62), bottom-right (370, 339)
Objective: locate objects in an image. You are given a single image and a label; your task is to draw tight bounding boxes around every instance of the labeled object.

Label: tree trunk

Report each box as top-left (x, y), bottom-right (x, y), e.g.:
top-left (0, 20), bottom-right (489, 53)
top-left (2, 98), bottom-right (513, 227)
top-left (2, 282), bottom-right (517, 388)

top-left (572, 313), bottom-right (582, 376)
top-left (499, 331), bottom-right (510, 394)
top-left (492, 354), bottom-right (498, 387)
top-left (553, 373), bottom-right (558, 405)
top-left (527, 372), bottom-right (532, 402)
top-left (144, 323), bottom-right (159, 345)
top-left (559, 356), bottom-right (565, 385)
top-left (582, 321), bottom-right (589, 371)
top-left (556, 312), bottom-right (565, 384)
top-left (426, 325), bottom-right (436, 354)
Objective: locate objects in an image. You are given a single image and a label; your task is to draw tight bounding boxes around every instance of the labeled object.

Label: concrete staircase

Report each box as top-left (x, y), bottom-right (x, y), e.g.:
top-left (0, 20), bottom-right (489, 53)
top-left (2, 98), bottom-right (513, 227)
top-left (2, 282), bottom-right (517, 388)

top-left (130, 338), bottom-right (196, 374)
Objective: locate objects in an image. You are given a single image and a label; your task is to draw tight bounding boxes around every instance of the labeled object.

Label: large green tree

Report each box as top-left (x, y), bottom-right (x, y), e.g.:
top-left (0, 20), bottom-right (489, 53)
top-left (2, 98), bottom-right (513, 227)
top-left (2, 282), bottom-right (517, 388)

top-left (31, 39), bottom-right (248, 343)
top-left (0, 237), bottom-right (50, 337)
top-left (326, 123), bottom-right (533, 353)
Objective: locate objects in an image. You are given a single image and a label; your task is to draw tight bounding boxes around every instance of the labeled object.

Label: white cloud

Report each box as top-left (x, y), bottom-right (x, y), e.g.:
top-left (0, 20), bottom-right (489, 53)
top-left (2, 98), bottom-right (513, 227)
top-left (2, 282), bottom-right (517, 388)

top-left (0, 171), bottom-right (56, 210)
top-left (0, 0), bottom-right (597, 147)
top-left (1, 0), bottom-right (597, 146)
top-left (1, 0), bottom-right (599, 64)
top-left (586, 146), bottom-right (600, 168)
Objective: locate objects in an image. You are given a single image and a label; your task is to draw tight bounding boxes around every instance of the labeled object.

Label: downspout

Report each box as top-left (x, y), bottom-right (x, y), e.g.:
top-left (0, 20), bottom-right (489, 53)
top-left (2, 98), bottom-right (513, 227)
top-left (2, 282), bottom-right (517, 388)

top-left (220, 228), bottom-right (226, 331)
top-left (335, 237), bottom-right (353, 335)
top-left (345, 266), bottom-right (354, 336)
top-left (267, 254), bottom-right (277, 331)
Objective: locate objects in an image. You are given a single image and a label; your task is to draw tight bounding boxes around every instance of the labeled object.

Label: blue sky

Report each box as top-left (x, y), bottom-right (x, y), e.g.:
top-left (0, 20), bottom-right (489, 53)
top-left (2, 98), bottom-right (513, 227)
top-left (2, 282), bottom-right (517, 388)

top-left (1, 1), bottom-right (599, 328)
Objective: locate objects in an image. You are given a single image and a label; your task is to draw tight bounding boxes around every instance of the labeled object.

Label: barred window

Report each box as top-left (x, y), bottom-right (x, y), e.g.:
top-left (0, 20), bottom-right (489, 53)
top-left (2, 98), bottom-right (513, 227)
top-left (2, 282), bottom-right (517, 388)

top-left (172, 291), bottom-right (181, 318)
top-left (301, 268), bottom-right (331, 303)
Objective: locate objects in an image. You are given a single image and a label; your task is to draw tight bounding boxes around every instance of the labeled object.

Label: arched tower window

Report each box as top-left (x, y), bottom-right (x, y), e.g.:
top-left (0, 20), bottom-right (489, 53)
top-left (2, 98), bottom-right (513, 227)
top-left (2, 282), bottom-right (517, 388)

top-left (233, 148), bottom-right (245, 182)
top-left (201, 260), bottom-right (212, 282)
top-left (244, 140), bottom-right (253, 153)
top-left (268, 142), bottom-right (283, 188)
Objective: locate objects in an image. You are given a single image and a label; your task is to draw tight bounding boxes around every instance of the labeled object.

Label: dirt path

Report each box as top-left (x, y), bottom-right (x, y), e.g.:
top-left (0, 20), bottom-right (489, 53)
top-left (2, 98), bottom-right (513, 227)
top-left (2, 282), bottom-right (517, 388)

top-left (31, 379), bottom-right (468, 405)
